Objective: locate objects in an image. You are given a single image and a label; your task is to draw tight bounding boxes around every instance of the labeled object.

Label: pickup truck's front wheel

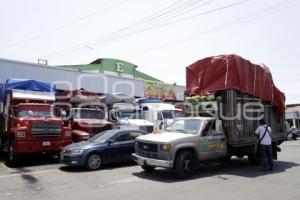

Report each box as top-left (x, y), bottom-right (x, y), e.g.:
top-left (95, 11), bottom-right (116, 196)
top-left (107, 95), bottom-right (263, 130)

top-left (175, 151), bottom-right (194, 179)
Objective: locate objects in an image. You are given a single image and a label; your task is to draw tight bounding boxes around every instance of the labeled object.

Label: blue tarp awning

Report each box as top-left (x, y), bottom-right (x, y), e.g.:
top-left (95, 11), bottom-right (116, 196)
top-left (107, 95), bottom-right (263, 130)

top-left (0, 79), bottom-right (56, 101)
top-left (136, 98), bottom-right (163, 104)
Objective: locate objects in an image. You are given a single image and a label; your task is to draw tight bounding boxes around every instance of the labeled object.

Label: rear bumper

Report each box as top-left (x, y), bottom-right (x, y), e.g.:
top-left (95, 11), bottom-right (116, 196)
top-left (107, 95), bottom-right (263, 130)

top-left (15, 140), bottom-right (72, 154)
top-left (132, 153), bottom-right (173, 168)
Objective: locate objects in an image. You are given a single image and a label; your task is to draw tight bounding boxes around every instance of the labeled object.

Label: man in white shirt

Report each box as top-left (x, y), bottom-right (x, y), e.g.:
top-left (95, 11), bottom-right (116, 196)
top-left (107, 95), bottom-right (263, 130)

top-left (255, 119), bottom-right (273, 171)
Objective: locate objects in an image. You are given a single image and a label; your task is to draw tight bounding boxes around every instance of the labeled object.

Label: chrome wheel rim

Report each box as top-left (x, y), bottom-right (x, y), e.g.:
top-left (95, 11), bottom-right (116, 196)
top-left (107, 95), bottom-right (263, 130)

top-left (88, 154), bottom-right (101, 169)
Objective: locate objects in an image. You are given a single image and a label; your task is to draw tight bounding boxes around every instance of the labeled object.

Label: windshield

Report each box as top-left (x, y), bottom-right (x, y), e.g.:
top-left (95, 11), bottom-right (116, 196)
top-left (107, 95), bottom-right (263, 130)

top-left (162, 110), bottom-right (174, 119)
top-left (88, 130), bottom-right (116, 142)
top-left (73, 109), bottom-right (104, 120)
top-left (174, 110), bottom-right (184, 118)
top-left (18, 110), bottom-right (51, 118)
top-left (167, 119), bottom-right (202, 135)
top-left (117, 109), bottom-right (144, 119)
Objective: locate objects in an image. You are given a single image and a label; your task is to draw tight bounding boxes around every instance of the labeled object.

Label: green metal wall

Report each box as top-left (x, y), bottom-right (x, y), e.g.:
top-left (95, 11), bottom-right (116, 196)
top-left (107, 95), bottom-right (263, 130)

top-left (59, 58), bottom-right (160, 81)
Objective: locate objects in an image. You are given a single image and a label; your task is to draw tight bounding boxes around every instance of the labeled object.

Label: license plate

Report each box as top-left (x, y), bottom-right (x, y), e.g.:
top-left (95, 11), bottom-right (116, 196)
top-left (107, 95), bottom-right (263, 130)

top-left (43, 141), bottom-right (51, 146)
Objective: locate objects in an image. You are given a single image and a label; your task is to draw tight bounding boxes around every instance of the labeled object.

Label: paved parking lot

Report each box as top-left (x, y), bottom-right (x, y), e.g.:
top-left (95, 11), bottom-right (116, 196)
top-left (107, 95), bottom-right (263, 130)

top-left (0, 140), bottom-right (299, 200)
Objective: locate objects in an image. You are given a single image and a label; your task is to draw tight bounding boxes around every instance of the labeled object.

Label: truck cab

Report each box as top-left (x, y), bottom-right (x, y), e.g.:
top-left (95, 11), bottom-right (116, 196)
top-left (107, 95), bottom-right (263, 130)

top-left (110, 103), bottom-right (154, 133)
top-left (141, 103), bottom-right (184, 131)
top-left (0, 80), bottom-right (72, 163)
top-left (55, 89), bottom-right (113, 142)
top-left (132, 117), bottom-right (227, 178)
top-left (70, 107), bottom-right (113, 142)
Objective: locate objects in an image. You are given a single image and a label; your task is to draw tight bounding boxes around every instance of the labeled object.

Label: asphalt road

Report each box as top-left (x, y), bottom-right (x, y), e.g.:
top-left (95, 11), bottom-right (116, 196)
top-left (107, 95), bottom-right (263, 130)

top-left (0, 140), bottom-right (299, 200)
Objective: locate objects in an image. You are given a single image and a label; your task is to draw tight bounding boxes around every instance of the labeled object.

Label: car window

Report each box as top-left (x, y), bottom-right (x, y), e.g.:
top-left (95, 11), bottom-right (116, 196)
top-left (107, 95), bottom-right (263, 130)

top-left (202, 121), bottom-right (216, 137)
top-left (115, 132), bottom-right (131, 142)
top-left (130, 131), bottom-right (143, 140)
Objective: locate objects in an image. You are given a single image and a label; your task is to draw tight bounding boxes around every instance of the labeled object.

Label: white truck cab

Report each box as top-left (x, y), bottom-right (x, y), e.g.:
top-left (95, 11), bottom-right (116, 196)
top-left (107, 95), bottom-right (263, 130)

top-left (111, 103), bottom-right (154, 133)
top-left (141, 103), bottom-right (184, 131)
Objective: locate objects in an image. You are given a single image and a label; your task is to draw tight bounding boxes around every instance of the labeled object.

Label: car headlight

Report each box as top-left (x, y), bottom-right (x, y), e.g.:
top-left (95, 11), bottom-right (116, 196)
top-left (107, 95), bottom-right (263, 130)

top-left (70, 149), bottom-right (84, 155)
top-left (160, 144), bottom-right (171, 153)
top-left (64, 131), bottom-right (72, 137)
top-left (82, 135), bottom-right (90, 140)
top-left (17, 131), bottom-right (26, 137)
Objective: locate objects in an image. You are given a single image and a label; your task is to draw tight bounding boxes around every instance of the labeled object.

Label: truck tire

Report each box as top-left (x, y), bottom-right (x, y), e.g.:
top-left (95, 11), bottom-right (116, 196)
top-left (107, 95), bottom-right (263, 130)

top-left (175, 151), bottom-right (195, 179)
top-left (85, 153), bottom-right (102, 170)
top-left (141, 165), bottom-right (155, 172)
top-left (8, 139), bottom-right (19, 164)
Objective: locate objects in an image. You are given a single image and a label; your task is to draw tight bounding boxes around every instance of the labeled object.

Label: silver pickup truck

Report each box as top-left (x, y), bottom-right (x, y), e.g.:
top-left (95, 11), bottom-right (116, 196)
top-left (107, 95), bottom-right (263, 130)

top-left (133, 114), bottom-right (285, 178)
top-left (132, 117), bottom-right (228, 178)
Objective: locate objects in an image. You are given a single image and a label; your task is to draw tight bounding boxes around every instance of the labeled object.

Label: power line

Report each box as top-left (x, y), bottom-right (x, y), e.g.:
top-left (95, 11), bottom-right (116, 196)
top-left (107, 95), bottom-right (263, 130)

top-left (40, 0), bottom-right (203, 59)
top-left (0, 0), bottom-right (130, 52)
top-left (128, 0), bottom-right (298, 58)
top-left (42, 0), bottom-right (251, 59)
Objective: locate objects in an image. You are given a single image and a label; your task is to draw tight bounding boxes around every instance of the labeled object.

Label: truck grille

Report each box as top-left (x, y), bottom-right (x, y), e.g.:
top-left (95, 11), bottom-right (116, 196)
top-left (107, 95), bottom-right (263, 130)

top-left (137, 142), bottom-right (158, 152)
top-left (139, 125), bottom-right (154, 133)
top-left (137, 150), bottom-right (158, 159)
top-left (31, 122), bottom-right (61, 137)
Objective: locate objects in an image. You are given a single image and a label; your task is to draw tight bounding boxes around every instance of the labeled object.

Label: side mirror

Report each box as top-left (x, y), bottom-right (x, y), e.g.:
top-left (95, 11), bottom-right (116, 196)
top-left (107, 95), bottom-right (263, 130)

top-left (107, 138), bottom-right (114, 145)
top-left (157, 112), bottom-right (163, 121)
top-left (142, 106), bottom-right (149, 111)
top-left (109, 110), bottom-right (117, 121)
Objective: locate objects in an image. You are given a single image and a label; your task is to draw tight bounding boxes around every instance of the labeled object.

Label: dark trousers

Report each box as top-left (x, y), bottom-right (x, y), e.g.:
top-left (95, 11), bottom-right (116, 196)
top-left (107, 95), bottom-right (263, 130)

top-left (260, 144), bottom-right (273, 170)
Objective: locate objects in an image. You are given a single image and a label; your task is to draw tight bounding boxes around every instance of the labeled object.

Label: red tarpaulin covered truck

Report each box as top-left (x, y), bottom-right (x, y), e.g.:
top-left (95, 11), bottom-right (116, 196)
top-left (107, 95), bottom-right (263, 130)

top-left (185, 54), bottom-right (286, 163)
top-left (132, 55), bottom-right (286, 178)
top-left (55, 89), bottom-right (113, 142)
top-left (0, 79), bottom-right (72, 163)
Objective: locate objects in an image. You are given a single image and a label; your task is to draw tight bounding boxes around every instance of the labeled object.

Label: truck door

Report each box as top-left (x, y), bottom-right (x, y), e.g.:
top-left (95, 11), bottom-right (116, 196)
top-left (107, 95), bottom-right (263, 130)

top-left (198, 120), bottom-right (226, 160)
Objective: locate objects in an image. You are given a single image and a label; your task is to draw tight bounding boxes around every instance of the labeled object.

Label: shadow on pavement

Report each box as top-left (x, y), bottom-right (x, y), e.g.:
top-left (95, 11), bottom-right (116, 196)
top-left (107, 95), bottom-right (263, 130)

top-left (0, 151), bottom-right (60, 169)
top-left (59, 161), bottom-right (137, 173)
top-left (132, 158), bottom-right (299, 183)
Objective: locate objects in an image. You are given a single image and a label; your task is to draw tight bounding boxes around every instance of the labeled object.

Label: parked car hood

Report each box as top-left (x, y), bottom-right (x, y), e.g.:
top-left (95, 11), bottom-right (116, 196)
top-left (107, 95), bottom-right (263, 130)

top-left (136, 132), bottom-right (191, 143)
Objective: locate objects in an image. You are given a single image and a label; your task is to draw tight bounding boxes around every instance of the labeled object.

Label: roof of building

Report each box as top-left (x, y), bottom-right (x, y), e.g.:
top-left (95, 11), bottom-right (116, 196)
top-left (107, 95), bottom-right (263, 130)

top-left (59, 58), bottom-right (161, 82)
top-left (286, 106), bottom-right (300, 113)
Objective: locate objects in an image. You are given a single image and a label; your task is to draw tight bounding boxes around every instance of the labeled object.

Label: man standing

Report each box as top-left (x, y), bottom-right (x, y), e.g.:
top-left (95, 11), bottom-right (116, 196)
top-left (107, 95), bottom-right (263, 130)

top-left (255, 119), bottom-right (273, 171)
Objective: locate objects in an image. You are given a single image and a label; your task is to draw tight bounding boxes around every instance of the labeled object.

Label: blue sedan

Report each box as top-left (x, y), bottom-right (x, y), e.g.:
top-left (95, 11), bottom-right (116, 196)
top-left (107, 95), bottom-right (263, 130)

top-left (60, 129), bottom-right (146, 170)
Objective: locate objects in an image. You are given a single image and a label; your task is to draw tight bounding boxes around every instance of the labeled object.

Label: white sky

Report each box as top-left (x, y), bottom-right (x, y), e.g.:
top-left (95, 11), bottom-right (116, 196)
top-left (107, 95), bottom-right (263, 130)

top-left (0, 0), bottom-right (299, 104)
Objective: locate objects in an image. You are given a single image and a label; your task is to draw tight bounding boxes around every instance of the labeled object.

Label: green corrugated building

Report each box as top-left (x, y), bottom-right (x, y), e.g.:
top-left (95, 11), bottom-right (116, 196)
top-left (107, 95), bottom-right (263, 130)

top-left (59, 58), bottom-right (184, 101)
top-left (59, 58), bottom-right (161, 82)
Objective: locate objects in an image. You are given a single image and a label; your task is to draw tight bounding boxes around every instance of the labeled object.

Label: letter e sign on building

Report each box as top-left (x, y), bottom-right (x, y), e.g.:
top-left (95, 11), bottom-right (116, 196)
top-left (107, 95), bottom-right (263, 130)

top-left (116, 62), bottom-right (124, 73)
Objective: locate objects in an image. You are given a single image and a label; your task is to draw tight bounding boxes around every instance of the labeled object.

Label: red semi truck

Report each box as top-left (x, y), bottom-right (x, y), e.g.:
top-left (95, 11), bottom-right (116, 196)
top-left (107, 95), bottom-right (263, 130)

top-left (56, 89), bottom-right (113, 142)
top-left (0, 79), bottom-right (72, 163)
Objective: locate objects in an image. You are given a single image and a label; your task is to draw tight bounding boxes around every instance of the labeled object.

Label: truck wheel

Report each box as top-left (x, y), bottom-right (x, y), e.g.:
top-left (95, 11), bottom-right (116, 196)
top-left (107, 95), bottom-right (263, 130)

top-left (8, 140), bottom-right (19, 164)
top-left (141, 165), bottom-right (155, 172)
top-left (248, 154), bottom-right (260, 166)
top-left (85, 153), bottom-right (102, 170)
top-left (175, 151), bottom-right (194, 179)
